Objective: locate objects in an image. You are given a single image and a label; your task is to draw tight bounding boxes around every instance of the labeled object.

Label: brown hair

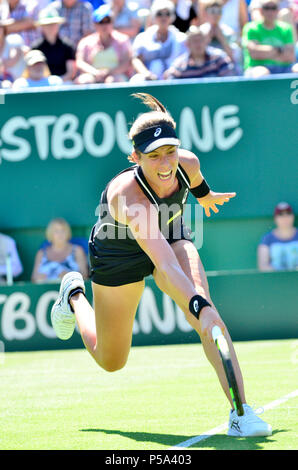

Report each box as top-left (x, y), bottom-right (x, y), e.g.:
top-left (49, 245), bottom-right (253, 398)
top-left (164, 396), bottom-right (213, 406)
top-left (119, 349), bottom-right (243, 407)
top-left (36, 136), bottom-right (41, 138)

top-left (128, 93), bottom-right (176, 161)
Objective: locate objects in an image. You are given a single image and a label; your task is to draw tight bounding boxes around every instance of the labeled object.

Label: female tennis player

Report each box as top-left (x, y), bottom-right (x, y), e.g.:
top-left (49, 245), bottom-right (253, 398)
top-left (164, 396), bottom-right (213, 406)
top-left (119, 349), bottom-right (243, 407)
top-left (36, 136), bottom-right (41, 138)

top-left (51, 93), bottom-right (271, 437)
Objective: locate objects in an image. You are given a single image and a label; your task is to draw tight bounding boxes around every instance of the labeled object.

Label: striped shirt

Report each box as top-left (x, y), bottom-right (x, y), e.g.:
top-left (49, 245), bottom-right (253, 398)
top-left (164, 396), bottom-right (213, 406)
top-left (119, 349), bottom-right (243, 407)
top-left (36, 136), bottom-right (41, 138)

top-left (168, 46), bottom-right (236, 79)
top-left (9, 0), bottom-right (41, 47)
top-left (51, 0), bottom-right (94, 47)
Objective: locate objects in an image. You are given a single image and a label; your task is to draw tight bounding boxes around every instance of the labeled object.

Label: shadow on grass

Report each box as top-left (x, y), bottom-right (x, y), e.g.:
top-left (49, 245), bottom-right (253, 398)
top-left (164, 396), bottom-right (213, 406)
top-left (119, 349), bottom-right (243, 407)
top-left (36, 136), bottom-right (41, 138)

top-left (80, 428), bottom-right (286, 450)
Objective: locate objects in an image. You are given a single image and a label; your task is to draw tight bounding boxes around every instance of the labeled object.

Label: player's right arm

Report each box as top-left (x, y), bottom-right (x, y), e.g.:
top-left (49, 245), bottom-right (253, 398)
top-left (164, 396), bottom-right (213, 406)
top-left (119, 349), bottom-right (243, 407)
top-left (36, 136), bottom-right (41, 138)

top-left (107, 179), bottom-right (197, 309)
top-left (107, 180), bottom-right (222, 341)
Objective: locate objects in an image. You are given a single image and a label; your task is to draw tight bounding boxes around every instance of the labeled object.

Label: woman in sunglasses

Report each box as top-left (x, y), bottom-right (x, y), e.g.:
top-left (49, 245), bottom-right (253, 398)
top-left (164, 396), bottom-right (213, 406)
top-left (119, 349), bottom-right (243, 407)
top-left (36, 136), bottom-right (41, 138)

top-left (258, 202), bottom-right (298, 271)
top-left (51, 92), bottom-right (272, 438)
top-left (130, 0), bottom-right (187, 82)
top-left (75, 4), bottom-right (133, 84)
top-left (200, 0), bottom-right (242, 70)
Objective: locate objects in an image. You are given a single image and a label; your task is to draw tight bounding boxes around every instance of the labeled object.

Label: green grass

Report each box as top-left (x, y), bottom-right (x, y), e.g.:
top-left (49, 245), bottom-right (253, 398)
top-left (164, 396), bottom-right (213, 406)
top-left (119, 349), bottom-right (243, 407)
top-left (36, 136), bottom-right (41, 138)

top-left (0, 339), bottom-right (297, 450)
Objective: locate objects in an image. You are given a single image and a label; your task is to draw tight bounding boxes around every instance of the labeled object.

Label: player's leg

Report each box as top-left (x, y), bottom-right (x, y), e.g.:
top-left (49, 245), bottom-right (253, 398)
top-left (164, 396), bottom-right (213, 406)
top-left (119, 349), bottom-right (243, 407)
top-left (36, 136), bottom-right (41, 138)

top-left (153, 239), bottom-right (246, 408)
top-left (70, 280), bottom-right (145, 372)
top-left (51, 271), bottom-right (145, 372)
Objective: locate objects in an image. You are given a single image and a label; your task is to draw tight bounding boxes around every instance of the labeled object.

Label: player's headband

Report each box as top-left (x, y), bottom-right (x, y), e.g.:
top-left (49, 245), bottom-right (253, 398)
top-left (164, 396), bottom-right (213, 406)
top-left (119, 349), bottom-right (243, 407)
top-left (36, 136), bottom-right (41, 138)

top-left (132, 123), bottom-right (180, 154)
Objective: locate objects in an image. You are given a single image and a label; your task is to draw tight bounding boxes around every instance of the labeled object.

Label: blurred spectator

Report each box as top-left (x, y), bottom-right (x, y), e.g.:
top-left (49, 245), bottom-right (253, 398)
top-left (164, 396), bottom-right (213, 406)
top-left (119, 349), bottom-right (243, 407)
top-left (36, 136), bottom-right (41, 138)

top-left (258, 202), bottom-right (298, 271)
top-left (219, 0), bottom-right (249, 38)
top-left (75, 4), bottom-right (133, 84)
top-left (50, 0), bottom-right (95, 47)
top-left (31, 8), bottom-right (76, 82)
top-left (164, 24), bottom-right (236, 78)
top-left (109, 0), bottom-right (142, 39)
top-left (293, 0), bottom-right (298, 26)
top-left (242, 0), bottom-right (298, 76)
top-left (12, 49), bottom-right (64, 89)
top-left (249, 0), bottom-right (297, 41)
top-left (5, 0), bottom-right (41, 47)
top-left (131, 0), bottom-right (187, 82)
top-left (0, 232), bottom-right (23, 284)
top-left (31, 218), bottom-right (88, 283)
top-left (172, 0), bottom-right (200, 33)
top-left (200, 0), bottom-right (243, 71)
top-left (0, 17), bottom-right (26, 84)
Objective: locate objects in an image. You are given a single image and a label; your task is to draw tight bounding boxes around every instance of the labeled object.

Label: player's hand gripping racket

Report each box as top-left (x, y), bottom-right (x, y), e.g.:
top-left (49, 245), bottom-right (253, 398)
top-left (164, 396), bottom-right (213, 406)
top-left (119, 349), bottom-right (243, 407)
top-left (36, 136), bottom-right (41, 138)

top-left (212, 326), bottom-right (244, 416)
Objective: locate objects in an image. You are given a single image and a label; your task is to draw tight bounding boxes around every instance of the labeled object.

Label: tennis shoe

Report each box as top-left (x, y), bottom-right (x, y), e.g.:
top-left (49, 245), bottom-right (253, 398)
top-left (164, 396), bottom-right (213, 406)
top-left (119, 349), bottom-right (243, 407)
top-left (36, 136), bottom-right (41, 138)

top-left (51, 271), bottom-right (85, 340)
top-left (228, 404), bottom-right (272, 437)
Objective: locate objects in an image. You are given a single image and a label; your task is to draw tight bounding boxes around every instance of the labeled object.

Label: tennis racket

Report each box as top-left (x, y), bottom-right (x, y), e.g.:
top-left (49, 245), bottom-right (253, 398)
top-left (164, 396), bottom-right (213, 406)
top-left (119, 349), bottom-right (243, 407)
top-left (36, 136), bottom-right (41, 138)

top-left (212, 326), bottom-right (244, 416)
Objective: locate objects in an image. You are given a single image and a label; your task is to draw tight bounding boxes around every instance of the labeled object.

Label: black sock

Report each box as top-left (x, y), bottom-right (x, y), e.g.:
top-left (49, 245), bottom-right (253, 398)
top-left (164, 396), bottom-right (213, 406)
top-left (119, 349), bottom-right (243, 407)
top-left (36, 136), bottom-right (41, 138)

top-left (68, 287), bottom-right (85, 312)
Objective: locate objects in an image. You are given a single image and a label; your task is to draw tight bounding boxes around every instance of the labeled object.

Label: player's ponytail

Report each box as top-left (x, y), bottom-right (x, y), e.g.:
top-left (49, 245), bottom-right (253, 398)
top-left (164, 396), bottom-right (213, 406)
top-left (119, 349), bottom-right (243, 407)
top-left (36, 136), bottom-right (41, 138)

top-left (131, 93), bottom-right (167, 114)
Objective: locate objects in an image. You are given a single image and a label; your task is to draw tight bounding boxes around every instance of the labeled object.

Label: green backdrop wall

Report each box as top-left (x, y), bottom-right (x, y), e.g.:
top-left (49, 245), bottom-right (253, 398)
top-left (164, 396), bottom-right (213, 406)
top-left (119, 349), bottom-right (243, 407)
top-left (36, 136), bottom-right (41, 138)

top-left (0, 77), bottom-right (297, 351)
top-left (0, 271), bottom-right (297, 352)
top-left (0, 77), bottom-right (297, 279)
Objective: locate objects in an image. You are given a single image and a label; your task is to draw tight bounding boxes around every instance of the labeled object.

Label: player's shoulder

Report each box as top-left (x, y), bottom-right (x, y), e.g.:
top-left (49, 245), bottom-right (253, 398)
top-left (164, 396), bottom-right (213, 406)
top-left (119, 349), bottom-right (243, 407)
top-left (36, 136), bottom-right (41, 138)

top-left (178, 148), bottom-right (200, 182)
top-left (108, 167), bottom-right (148, 206)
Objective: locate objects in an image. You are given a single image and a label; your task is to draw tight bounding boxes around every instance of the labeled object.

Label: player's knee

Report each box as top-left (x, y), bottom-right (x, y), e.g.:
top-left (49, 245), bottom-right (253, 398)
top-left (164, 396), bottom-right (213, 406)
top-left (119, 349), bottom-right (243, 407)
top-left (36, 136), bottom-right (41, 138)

top-left (98, 355), bottom-right (128, 373)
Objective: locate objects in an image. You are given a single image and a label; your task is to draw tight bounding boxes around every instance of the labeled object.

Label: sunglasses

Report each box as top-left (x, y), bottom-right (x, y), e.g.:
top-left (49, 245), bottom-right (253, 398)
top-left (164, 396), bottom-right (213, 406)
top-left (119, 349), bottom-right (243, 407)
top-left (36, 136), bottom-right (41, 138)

top-left (156, 10), bottom-right (171, 17)
top-left (275, 210), bottom-right (293, 216)
top-left (96, 17), bottom-right (112, 25)
top-left (206, 6), bottom-right (222, 15)
top-left (262, 4), bottom-right (278, 10)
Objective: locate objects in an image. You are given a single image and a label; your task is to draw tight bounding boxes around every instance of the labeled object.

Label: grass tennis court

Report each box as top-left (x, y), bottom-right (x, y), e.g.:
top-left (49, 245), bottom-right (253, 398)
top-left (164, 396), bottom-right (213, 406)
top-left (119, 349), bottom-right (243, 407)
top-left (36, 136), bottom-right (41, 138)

top-left (0, 339), bottom-right (297, 450)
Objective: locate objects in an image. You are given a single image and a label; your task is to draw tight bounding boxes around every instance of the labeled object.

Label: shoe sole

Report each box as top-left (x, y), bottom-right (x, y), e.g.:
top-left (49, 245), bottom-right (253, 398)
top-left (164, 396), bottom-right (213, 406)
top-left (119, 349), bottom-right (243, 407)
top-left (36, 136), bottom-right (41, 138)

top-left (51, 272), bottom-right (84, 340)
top-left (228, 428), bottom-right (272, 437)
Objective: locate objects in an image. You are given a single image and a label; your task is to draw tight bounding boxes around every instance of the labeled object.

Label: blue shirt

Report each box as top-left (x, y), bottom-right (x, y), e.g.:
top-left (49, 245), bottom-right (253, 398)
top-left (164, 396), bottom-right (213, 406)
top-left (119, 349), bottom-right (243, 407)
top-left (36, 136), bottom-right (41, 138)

top-left (260, 229), bottom-right (298, 270)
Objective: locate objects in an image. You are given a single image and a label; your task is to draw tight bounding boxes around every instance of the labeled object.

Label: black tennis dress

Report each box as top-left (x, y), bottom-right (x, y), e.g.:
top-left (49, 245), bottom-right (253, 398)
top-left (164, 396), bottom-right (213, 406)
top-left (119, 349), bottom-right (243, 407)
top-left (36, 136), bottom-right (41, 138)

top-left (89, 164), bottom-right (193, 286)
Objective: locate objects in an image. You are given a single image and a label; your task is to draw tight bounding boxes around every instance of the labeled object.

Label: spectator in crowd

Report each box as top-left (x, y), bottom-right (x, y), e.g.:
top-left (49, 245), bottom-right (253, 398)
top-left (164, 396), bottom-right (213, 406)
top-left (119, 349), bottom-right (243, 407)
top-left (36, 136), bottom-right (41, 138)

top-left (5, 0), bottom-right (41, 47)
top-left (131, 0), bottom-right (187, 82)
top-left (0, 17), bottom-right (26, 84)
top-left (75, 4), bottom-right (133, 84)
top-left (31, 217), bottom-right (88, 283)
top-left (249, 0), bottom-right (297, 41)
top-left (200, 0), bottom-right (243, 71)
top-left (12, 49), bottom-right (64, 89)
top-left (109, 0), bottom-right (142, 39)
top-left (172, 0), bottom-right (200, 33)
top-left (163, 24), bottom-right (236, 78)
top-left (258, 202), bottom-right (298, 271)
top-left (242, 0), bottom-right (298, 76)
top-left (31, 8), bottom-right (76, 83)
top-left (0, 231), bottom-right (23, 284)
top-left (218, 0), bottom-right (249, 38)
top-left (293, 0), bottom-right (298, 27)
top-left (50, 0), bottom-right (95, 47)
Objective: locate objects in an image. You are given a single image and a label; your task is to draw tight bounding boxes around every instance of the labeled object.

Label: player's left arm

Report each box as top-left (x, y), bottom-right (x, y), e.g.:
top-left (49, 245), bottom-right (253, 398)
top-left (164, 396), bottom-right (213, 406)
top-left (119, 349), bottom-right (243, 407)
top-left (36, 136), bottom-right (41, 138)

top-left (178, 149), bottom-right (236, 217)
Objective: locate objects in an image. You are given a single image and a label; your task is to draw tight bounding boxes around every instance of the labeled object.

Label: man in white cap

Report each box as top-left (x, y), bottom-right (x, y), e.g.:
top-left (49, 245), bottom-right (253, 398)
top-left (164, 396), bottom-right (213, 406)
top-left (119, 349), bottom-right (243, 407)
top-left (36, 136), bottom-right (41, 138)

top-left (31, 7), bottom-right (76, 82)
top-left (12, 49), bottom-right (63, 88)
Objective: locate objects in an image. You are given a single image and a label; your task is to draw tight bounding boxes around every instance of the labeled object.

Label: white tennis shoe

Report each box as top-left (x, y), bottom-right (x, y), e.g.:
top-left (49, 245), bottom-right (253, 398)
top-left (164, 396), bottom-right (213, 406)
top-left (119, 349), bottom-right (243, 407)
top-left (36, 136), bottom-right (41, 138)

top-left (228, 404), bottom-right (272, 437)
top-left (51, 271), bottom-right (85, 340)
